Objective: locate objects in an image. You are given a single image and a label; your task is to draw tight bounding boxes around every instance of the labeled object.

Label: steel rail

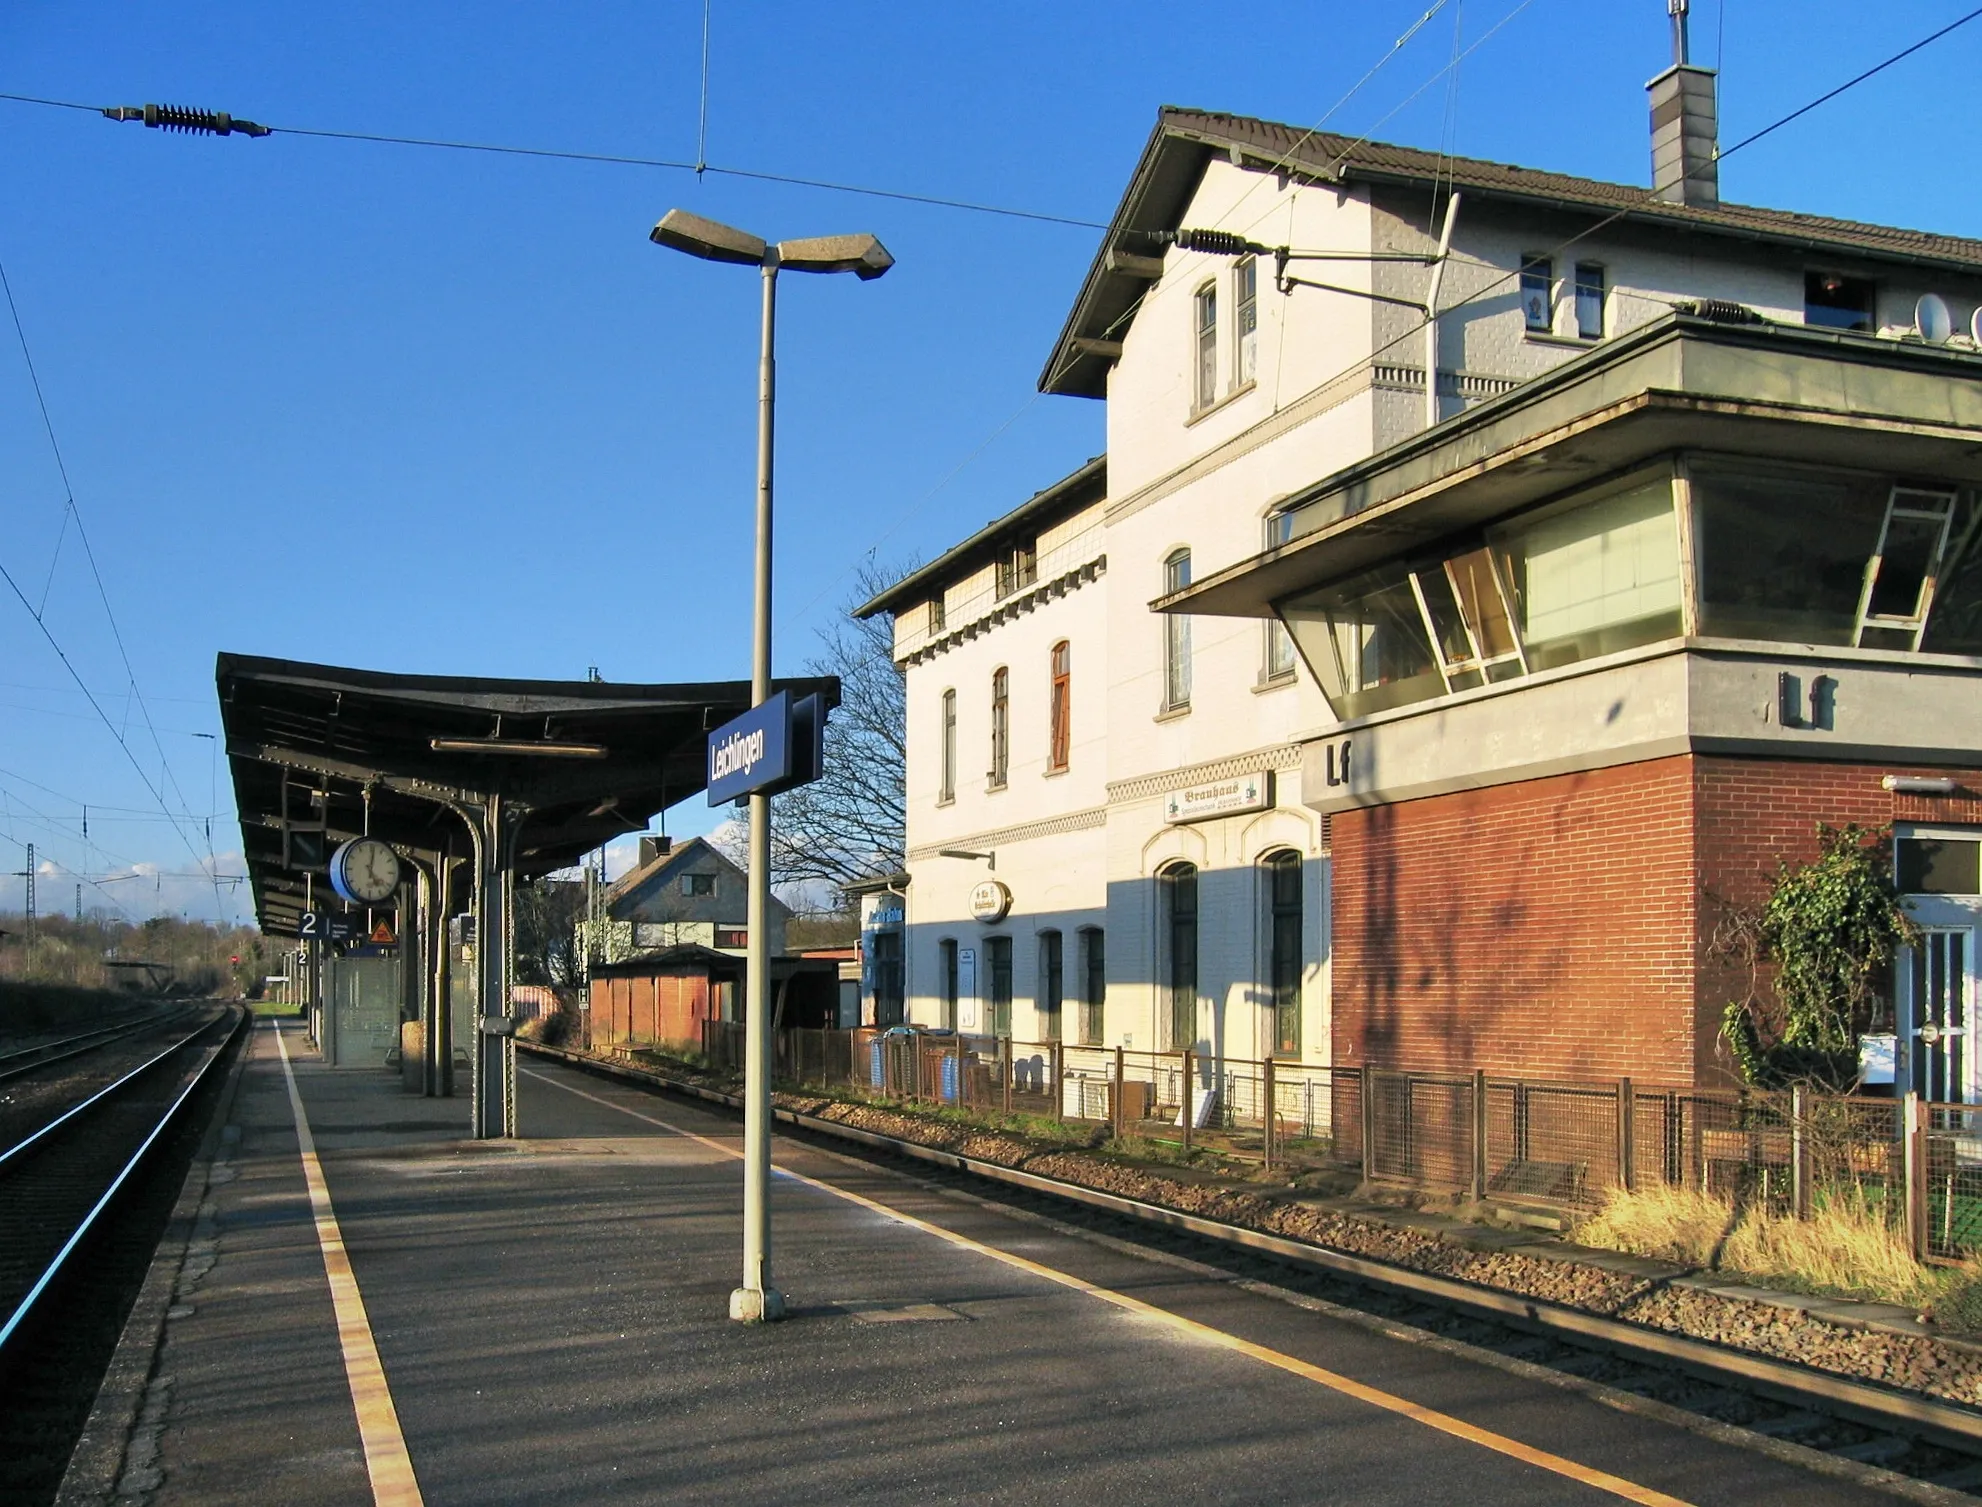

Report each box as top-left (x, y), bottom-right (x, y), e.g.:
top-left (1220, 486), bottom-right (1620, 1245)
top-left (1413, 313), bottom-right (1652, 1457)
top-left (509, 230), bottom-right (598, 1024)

top-left (522, 1040), bottom-right (1982, 1458)
top-left (0, 1007), bottom-right (186, 1086)
top-left (0, 1008), bottom-right (240, 1358)
top-left (0, 1015), bottom-right (220, 1171)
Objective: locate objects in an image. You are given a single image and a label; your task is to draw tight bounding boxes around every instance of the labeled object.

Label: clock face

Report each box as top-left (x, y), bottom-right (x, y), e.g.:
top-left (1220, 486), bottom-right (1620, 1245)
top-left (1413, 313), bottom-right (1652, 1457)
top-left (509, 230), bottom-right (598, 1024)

top-left (334, 838), bottom-right (402, 904)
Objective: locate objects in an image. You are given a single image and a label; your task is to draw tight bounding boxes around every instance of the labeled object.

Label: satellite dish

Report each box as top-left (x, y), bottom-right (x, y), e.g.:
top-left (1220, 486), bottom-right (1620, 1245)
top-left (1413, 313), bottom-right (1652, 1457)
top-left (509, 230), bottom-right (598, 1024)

top-left (1916, 292), bottom-right (1953, 343)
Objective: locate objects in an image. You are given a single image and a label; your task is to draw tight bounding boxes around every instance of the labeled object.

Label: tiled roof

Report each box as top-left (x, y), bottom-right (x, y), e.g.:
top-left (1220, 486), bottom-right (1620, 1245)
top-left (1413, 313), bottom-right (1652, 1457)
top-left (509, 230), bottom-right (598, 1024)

top-left (1175, 109), bottom-right (1982, 267)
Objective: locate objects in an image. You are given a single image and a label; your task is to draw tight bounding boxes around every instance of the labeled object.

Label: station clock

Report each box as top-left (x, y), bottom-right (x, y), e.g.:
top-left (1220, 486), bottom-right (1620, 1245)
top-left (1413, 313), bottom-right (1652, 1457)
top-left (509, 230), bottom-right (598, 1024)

top-left (328, 836), bottom-right (402, 905)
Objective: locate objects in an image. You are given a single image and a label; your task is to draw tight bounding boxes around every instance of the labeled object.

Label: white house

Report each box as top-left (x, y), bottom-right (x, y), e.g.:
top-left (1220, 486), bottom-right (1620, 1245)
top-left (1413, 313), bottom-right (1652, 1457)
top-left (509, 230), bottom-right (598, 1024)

top-left (856, 58), bottom-right (1982, 1091)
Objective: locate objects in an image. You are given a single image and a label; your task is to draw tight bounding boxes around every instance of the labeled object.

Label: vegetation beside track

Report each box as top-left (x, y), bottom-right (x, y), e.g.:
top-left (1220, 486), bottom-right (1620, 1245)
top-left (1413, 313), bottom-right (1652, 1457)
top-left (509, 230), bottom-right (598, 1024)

top-left (0, 981), bottom-right (165, 1042)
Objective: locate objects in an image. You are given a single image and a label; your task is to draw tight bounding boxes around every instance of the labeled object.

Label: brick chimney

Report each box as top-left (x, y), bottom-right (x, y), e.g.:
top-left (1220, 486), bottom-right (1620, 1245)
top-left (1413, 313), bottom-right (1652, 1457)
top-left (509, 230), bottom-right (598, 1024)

top-left (1648, 0), bottom-right (1718, 205)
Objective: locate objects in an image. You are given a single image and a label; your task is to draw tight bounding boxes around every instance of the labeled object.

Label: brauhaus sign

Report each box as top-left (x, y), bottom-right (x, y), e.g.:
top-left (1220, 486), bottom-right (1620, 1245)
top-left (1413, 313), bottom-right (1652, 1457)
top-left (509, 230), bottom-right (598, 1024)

top-left (706, 691), bottom-right (827, 805)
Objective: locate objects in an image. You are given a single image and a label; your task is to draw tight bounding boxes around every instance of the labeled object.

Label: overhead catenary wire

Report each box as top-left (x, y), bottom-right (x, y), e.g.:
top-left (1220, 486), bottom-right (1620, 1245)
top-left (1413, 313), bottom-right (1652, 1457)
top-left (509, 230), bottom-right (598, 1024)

top-left (0, 248), bottom-right (228, 917)
top-left (0, 91), bottom-right (1109, 231)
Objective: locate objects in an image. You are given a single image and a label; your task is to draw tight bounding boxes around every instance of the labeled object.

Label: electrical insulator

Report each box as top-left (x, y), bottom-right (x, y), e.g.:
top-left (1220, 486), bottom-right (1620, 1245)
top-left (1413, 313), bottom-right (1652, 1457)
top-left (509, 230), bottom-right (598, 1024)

top-left (1173, 228), bottom-right (1269, 257)
top-left (102, 103), bottom-right (271, 138)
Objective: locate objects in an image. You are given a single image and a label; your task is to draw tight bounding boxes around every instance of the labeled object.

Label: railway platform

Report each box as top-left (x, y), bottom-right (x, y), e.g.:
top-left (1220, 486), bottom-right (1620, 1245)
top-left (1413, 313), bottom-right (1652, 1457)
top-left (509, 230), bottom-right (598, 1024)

top-left (64, 1017), bottom-right (1917, 1506)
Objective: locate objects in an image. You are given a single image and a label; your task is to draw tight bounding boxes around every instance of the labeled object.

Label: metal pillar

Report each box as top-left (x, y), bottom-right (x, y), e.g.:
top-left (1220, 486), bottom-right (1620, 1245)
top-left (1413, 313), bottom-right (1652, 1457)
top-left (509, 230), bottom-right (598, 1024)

top-left (428, 856), bottom-right (454, 1097)
top-left (731, 256), bottom-right (786, 1324)
top-left (470, 796), bottom-right (518, 1139)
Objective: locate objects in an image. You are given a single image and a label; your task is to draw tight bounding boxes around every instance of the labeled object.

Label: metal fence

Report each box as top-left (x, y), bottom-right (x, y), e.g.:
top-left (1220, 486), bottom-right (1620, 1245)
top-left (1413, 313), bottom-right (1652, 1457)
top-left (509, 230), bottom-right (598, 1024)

top-left (687, 1021), bottom-right (1978, 1261)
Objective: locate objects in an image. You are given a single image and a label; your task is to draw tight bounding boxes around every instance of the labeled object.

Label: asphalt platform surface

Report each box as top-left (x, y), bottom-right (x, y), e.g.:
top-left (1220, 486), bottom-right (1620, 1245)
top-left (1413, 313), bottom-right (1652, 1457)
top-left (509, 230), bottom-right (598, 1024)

top-left (113, 1019), bottom-right (1915, 1506)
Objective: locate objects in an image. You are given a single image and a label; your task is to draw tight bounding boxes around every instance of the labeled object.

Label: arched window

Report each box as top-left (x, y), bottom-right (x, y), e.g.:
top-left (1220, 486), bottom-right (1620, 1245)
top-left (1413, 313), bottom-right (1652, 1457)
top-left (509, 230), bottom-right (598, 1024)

top-left (1079, 927), bottom-right (1106, 1045)
top-left (1048, 640), bottom-right (1071, 772)
top-left (1038, 928), bottom-right (1063, 1042)
top-left (1163, 551), bottom-right (1192, 710)
top-left (989, 667), bottom-right (1009, 789)
top-left (1161, 862), bottom-right (1198, 1049)
top-left (1265, 850), bottom-right (1303, 1057)
top-left (939, 937), bottom-right (959, 1031)
top-left (986, 935), bottom-right (1013, 1038)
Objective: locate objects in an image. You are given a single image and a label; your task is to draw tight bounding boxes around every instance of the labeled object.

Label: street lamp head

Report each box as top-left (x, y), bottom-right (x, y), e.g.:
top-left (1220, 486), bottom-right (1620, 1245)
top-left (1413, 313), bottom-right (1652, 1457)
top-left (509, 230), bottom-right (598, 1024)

top-left (650, 208), bottom-right (769, 267)
top-left (774, 233), bottom-right (894, 281)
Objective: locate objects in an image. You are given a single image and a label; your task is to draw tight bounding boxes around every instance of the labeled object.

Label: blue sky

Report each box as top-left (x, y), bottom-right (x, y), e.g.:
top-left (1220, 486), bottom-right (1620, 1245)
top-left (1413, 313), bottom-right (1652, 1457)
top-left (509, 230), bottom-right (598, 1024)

top-left (2, 0), bottom-right (1979, 925)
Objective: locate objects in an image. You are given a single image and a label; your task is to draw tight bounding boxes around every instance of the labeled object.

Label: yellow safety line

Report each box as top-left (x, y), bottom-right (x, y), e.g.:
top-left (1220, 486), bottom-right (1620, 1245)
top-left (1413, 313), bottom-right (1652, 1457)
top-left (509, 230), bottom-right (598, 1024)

top-left (275, 1024), bottom-right (424, 1507)
top-left (525, 1066), bottom-right (1693, 1507)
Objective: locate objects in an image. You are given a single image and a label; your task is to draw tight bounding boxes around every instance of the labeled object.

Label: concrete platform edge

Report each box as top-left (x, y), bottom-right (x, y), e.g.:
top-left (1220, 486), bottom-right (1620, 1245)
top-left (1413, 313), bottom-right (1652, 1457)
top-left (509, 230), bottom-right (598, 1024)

top-left (55, 1009), bottom-right (255, 1507)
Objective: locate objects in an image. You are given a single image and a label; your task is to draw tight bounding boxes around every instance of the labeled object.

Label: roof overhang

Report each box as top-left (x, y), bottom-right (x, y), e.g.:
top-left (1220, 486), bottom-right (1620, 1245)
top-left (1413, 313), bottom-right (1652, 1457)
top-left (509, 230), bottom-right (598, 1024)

top-left (1044, 108), bottom-right (1982, 401)
top-left (854, 456), bottom-right (1106, 619)
top-left (217, 654), bottom-right (836, 937)
top-left (1157, 313), bottom-right (1982, 620)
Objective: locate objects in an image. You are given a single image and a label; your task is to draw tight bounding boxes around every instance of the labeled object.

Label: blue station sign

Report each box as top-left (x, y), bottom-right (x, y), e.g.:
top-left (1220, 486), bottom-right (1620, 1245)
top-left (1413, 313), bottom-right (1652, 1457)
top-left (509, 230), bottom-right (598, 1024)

top-left (707, 691), bottom-right (827, 805)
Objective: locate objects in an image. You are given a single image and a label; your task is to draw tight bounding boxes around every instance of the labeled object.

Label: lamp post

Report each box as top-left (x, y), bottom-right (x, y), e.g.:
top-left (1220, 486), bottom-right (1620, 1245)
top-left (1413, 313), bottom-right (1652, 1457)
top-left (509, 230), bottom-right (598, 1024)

top-left (649, 208), bottom-right (892, 1323)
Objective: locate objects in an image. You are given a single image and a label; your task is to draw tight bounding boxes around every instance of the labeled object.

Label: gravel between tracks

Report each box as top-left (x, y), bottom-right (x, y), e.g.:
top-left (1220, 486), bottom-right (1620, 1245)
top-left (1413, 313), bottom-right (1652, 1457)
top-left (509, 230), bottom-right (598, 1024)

top-left (773, 1089), bottom-right (1982, 1411)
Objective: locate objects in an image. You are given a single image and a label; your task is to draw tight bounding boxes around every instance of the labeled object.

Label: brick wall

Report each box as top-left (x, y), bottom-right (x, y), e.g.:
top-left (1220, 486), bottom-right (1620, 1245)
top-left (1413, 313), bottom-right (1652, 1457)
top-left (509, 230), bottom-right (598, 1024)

top-left (1692, 755), bottom-right (1973, 1081)
top-left (1334, 752), bottom-right (1976, 1087)
top-left (1332, 756), bottom-right (1697, 1083)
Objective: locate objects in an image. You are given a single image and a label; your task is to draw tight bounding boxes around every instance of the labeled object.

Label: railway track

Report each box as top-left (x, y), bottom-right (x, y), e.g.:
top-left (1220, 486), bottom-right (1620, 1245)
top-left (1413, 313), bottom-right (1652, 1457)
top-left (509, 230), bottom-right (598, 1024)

top-left (528, 1041), bottom-right (1982, 1504)
top-left (0, 1004), bottom-right (245, 1505)
top-left (0, 1004), bottom-right (192, 1087)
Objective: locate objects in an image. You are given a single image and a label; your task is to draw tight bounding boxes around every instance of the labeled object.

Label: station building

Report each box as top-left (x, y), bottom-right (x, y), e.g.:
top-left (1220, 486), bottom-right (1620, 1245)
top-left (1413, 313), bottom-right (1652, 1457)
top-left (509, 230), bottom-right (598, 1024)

top-left (856, 71), bottom-right (1982, 1093)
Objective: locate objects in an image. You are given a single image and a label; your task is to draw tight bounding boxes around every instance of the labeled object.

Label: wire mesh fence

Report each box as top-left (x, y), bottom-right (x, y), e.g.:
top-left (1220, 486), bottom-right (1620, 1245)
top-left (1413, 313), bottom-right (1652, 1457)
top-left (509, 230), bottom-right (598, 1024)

top-left (678, 1020), bottom-right (1976, 1259)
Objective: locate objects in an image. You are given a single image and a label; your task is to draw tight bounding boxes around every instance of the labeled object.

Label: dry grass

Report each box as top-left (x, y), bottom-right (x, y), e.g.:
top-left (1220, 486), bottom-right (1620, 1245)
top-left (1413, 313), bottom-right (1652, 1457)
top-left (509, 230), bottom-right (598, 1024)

top-left (1576, 1183), bottom-right (1948, 1311)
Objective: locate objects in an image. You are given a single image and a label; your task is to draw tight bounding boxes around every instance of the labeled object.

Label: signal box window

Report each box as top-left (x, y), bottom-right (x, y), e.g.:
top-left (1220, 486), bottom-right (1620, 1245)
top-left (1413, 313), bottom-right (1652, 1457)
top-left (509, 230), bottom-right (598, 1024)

top-left (1806, 271), bottom-right (1875, 332)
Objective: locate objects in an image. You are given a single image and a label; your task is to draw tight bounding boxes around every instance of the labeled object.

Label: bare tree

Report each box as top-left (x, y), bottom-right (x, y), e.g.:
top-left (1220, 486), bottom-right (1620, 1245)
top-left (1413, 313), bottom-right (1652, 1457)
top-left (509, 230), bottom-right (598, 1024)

top-left (769, 561), bottom-right (908, 888)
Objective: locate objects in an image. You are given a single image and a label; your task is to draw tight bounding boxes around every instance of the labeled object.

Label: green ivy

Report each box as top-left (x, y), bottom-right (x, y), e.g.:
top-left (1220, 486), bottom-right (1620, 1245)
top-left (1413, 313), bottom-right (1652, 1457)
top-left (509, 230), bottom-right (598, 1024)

top-left (1722, 823), bottom-right (1917, 1090)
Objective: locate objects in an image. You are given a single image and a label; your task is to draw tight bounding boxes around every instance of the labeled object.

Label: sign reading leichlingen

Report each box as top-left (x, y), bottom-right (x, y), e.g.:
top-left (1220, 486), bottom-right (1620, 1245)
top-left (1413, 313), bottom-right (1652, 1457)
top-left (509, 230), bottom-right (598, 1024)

top-left (968, 879), bottom-right (1013, 923)
top-left (1164, 770), bottom-right (1274, 825)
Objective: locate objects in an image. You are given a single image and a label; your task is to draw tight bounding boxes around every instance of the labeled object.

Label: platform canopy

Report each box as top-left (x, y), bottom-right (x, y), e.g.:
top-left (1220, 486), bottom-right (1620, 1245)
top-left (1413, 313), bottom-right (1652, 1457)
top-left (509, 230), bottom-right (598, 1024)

top-left (218, 653), bottom-right (836, 937)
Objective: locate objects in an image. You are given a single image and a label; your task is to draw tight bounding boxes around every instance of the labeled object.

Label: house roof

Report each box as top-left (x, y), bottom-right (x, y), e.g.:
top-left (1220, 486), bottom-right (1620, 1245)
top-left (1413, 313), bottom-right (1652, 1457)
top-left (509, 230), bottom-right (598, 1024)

top-left (854, 455), bottom-right (1106, 618)
top-left (605, 834), bottom-right (793, 922)
top-left (1043, 106), bottom-right (1982, 399)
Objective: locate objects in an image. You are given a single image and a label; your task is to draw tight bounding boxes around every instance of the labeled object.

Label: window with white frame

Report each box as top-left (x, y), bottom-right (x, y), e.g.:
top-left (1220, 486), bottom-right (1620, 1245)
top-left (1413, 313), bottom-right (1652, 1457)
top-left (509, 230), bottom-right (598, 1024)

top-left (1194, 283), bottom-right (1218, 410)
top-left (938, 688), bottom-right (957, 803)
top-left (1234, 256), bottom-right (1258, 388)
top-left (1163, 549), bottom-right (1192, 709)
top-left (681, 872), bottom-right (715, 897)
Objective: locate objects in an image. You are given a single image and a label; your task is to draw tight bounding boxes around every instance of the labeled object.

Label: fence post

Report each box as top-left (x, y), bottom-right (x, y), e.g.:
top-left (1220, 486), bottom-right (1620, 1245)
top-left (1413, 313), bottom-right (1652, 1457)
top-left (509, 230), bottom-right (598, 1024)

top-left (1905, 1091), bottom-right (1927, 1261)
top-left (1791, 1085), bottom-right (1811, 1220)
top-left (1001, 1037), bottom-right (1012, 1114)
top-left (1181, 1049), bottom-right (1195, 1154)
top-left (1263, 1056), bottom-right (1277, 1171)
top-left (953, 1032), bottom-right (964, 1109)
top-left (1052, 1041), bottom-right (1065, 1122)
top-left (1470, 1069), bottom-right (1487, 1203)
top-left (1618, 1076), bottom-right (1635, 1193)
top-left (1360, 1065), bottom-right (1376, 1184)
top-left (1113, 1044), bottom-right (1125, 1140)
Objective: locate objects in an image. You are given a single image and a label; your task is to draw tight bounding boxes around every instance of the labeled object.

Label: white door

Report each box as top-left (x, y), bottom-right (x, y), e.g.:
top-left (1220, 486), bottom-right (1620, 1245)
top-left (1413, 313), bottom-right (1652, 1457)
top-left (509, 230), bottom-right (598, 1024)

top-left (1901, 905), bottom-right (1980, 1103)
